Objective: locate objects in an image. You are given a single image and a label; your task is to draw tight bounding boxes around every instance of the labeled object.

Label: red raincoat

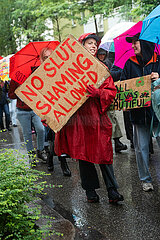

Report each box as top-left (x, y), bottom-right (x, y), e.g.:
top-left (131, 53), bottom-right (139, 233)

top-left (55, 33), bottom-right (117, 164)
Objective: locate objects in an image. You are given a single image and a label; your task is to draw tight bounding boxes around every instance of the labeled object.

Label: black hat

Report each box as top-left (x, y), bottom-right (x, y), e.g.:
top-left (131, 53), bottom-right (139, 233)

top-left (83, 34), bottom-right (100, 43)
top-left (97, 48), bottom-right (107, 55)
top-left (126, 33), bottom-right (140, 43)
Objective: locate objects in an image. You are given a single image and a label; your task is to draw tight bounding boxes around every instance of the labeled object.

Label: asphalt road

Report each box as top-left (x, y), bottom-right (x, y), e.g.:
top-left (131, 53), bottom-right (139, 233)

top-left (1, 111), bottom-right (160, 240)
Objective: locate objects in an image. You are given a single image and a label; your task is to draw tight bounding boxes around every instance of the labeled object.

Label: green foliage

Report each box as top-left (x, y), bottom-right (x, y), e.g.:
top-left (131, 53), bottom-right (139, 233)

top-left (119, 0), bottom-right (160, 21)
top-left (0, 149), bottom-right (56, 239)
top-left (75, 0), bottom-right (124, 17)
top-left (0, 0), bottom-right (17, 56)
top-left (133, 0), bottom-right (160, 19)
top-left (40, 0), bottom-right (78, 41)
top-left (0, 0), bottom-right (158, 55)
top-left (12, 0), bottom-right (46, 47)
top-left (73, 0), bottom-right (126, 34)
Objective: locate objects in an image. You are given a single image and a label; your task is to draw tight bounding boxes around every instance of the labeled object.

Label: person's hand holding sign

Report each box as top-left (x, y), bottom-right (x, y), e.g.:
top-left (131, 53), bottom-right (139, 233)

top-left (87, 84), bottom-right (100, 98)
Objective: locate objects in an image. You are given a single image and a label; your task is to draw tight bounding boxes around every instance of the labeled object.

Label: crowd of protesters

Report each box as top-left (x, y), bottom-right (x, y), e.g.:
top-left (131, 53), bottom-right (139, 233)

top-left (0, 31), bottom-right (160, 204)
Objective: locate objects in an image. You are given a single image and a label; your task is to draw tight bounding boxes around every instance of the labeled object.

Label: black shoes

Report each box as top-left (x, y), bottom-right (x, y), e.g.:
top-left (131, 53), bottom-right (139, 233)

top-left (114, 138), bottom-right (127, 153)
top-left (59, 157), bottom-right (71, 177)
top-left (108, 188), bottom-right (124, 203)
top-left (37, 149), bottom-right (48, 163)
top-left (86, 189), bottom-right (99, 203)
top-left (85, 188), bottom-right (124, 204)
top-left (47, 154), bottom-right (54, 171)
top-left (86, 188), bottom-right (124, 204)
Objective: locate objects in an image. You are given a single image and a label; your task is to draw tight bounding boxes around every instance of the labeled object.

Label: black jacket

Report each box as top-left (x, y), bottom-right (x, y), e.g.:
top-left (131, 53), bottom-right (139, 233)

top-left (0, 81), bottom-right (9, 105)
top-left (120, 40), bottom-right (160, 125)
top-left (110, 65), bottom-right (122, 82)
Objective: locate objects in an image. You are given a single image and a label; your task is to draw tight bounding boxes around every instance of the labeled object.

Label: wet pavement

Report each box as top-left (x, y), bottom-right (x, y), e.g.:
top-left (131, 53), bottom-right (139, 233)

top-left (1, 111), bottom-right (160, 240)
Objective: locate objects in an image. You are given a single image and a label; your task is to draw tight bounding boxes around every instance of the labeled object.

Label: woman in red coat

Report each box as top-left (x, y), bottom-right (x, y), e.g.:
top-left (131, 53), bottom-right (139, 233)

top-left (55, 33), bottom-right (124, 203)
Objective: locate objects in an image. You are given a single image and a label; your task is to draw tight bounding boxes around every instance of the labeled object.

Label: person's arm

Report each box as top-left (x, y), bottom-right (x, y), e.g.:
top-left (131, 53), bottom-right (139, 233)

top-left (110, 65), bottom-right (122, 82)
top-left (8, 80), bottom-right (20, 99)
top-left (87, 75), bottom-right (117, 113)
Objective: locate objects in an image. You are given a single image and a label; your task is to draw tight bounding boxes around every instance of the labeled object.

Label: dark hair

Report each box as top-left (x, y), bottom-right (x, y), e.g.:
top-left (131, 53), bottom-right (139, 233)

top-left (82, 34), bottom-right (100, 45)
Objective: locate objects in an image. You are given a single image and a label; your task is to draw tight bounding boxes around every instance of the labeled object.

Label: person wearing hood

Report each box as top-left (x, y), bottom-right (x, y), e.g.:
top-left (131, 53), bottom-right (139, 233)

top-left (121, 33), bottom-right (160, 191)
top-left (97, 48), bottom-right (128, 153)
top-left (55, 33), bottom-right (124, 204)
top-left (97, 48), bottom-right (112, 70)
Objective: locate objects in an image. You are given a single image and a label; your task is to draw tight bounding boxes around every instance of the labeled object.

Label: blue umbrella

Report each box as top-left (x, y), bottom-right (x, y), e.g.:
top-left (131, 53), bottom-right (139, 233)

top-left (140, 5), bottom-right (160, 45)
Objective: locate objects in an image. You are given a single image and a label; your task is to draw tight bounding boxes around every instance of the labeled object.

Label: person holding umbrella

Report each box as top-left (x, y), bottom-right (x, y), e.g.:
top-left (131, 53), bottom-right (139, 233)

top-left (54, 33), bottom-right (124, 204)
top-left (8, 41), bottom-right (59, 166)
top-left (121, 33), bottom-right (160, 191)
top-left (39, 47), bottom-right (71, 177)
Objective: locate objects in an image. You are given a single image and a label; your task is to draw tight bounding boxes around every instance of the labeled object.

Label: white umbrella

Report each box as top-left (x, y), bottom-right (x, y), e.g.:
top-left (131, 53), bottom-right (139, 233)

top-left (100, 22), bottom-right (135, 52)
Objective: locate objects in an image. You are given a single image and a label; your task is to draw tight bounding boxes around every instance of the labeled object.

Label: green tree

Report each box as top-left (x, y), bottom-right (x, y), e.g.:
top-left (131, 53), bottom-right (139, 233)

top-left (12, 0), bottom-right (46, 48)
top-left (119, 0), bottom-right (160, 21)
top-left (40, 0), bottom-right (78, 42)
top-left (0, 0), bottom-right (17, 56)
top-left (74, 0), bottom-right (126, 35)
top-left (12, 0), bottom-right (79, 46)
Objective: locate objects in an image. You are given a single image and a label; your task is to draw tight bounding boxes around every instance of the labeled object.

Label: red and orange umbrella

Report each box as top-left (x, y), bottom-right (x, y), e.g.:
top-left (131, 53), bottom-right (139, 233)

top-left (9, 41), bottom-right (60, 84)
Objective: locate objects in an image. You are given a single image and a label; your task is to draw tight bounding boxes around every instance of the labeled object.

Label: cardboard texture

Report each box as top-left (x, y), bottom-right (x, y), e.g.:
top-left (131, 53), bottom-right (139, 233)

top-left (15, 35), bottom-right (110, 132)
top-left (111, 75), bottom-right (151, 110)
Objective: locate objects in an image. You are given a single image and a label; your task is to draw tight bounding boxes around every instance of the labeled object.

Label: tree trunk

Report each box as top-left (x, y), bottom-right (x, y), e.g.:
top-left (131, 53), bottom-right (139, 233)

top-left (93, 15), bottom-right (99, 36)
top-left (55, 16), bottom-right (61, 42)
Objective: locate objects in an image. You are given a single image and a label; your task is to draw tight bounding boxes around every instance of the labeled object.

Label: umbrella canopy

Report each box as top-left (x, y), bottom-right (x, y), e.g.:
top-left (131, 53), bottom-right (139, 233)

top-left (0, 55), bottom-right (13, 81)
top-left (140, 4), bottom-right (160, 45)
top-left (99, 22), bottom-right (135, 52)
top-left (9, 41), bottom-right (60, 84)
top-left (99, 40), bottom-right (115, 52)
top-left (114, 21), bottom-right (143, 69)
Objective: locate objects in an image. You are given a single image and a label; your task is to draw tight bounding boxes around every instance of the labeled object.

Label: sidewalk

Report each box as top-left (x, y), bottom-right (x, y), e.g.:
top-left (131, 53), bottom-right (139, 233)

top-left (1, 111), bottom-right (160, 240)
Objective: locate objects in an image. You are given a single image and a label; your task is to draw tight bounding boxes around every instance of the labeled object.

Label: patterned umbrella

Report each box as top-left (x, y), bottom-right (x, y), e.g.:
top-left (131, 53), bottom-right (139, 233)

top-left (0, 55), bottom-right (13, 81)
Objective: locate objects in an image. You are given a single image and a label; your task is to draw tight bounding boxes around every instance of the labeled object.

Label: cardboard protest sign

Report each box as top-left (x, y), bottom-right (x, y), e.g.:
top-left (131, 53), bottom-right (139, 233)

top-left (111, 75), bottom-right (151, 110)
top-left (15, 35), bottom-right (110, 132)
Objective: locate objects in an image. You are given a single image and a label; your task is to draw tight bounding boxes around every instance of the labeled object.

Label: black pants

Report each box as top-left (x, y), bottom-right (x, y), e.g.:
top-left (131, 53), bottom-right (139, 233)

top-left (79, 160), bottom-right (118, 191)
top-left (123, 111), bottom-right (133, 142)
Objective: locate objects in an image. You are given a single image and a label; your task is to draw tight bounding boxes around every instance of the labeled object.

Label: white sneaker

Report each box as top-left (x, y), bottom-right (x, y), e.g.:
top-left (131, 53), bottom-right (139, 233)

top-left (142, 182), bottom-right (154, 192)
